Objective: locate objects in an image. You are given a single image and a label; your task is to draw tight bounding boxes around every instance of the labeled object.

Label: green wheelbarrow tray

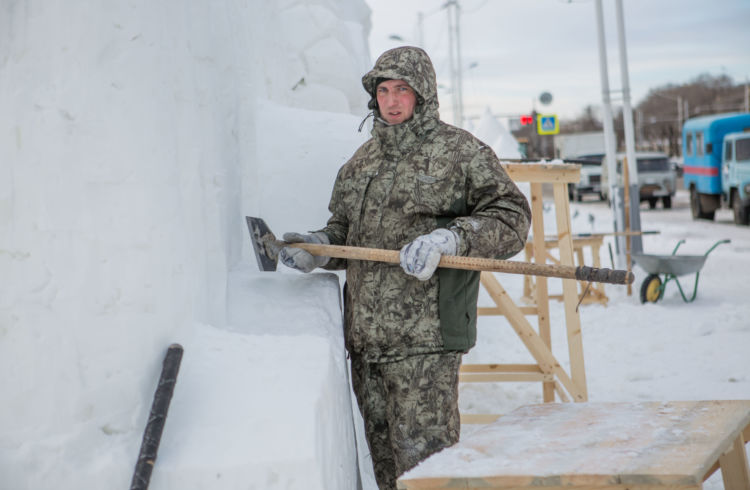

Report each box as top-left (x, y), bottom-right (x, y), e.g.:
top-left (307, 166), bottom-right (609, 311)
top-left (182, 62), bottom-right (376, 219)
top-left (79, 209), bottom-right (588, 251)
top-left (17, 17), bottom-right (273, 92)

top-left (632, 239), bottom-right (730, 303)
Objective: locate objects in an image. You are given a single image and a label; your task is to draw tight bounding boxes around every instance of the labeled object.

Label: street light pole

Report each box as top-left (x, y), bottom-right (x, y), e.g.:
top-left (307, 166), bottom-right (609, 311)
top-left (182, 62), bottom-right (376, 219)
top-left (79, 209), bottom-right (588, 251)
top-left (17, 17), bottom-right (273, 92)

top-left (594, 0), bottom-right (625, 267)
top-left (615, 0), bottom-right (636, 188)
top-left (445, 0), bottom-right (464, 127)
top-left (455, 2), bottom-right (464, 127)
top-left (417, 11), bottom-right (424, 47)
top-left (614, 0), bottom-right (643, 258)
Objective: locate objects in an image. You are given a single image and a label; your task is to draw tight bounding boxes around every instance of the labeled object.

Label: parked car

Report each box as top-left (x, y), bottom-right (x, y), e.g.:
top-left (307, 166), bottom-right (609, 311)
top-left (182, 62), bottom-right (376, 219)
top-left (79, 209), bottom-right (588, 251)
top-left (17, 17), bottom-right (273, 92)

top-left (566, 154), bottom-right (604, 201)
top-left (601, 151), bottom-right (677, 208)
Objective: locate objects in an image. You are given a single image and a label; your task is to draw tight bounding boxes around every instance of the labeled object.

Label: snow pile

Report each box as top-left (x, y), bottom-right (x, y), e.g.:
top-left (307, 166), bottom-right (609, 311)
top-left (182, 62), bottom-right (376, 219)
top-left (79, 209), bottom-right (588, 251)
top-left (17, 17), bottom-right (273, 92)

top-left (473, 107), bottom-right (522, 159)
top-left (0, 1), bottom-right (371, 488)
top-left (154, 272), bottom-right (356, 489)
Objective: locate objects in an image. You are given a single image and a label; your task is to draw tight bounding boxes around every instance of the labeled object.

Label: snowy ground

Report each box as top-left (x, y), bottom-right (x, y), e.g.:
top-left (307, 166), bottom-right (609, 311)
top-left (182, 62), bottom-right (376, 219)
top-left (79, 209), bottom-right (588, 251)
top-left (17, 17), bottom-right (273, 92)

top-left (449, 187), bottom-right (750, 490)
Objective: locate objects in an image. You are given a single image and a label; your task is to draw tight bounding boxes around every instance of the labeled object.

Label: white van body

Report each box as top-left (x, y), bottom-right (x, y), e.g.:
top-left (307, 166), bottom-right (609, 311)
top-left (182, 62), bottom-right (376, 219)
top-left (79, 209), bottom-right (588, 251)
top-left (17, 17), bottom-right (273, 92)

top-left (601, 152), bottom-right (677, 208)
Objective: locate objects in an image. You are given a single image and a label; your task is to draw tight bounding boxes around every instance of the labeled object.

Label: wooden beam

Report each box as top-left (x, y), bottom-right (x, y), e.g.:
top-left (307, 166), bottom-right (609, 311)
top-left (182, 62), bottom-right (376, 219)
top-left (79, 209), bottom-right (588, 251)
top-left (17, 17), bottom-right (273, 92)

top-left (501, 163), bottom-right (581, 184)
top-left (704, 428), bottom-right (750, 482)
top-left (554, 382), bottom-right (571, 403)
top-left (460, 364), bottom-right (552, 383)
top-left (477, 306), bottom-right (538, 316)
top-left (459, 372), bottom-right (552, 383)
top-left (460, 413), bottom-right (502, 425)
top-left (719, 432), bottom-right (750, 490)
top-left (530, 182), bottom-right (554, 402)
top-left (461, 363), bottom-right (542, 373)
top-left (552, 183), bottom-right (588, 401)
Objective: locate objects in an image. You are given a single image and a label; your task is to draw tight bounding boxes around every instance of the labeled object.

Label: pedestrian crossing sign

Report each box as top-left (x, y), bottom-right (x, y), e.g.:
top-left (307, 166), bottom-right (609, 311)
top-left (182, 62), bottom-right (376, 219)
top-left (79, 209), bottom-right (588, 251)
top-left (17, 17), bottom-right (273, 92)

top-left (537, 114), bottom-right (559, 135)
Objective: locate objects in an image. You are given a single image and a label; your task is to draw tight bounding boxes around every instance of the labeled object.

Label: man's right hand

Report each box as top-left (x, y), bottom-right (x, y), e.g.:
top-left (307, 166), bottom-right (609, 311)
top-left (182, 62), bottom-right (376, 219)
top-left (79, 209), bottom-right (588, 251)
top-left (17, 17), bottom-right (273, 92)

top-left (279, 232), bottom-right (330, 273)
top-left (399, 228), bottom-right (459, 281)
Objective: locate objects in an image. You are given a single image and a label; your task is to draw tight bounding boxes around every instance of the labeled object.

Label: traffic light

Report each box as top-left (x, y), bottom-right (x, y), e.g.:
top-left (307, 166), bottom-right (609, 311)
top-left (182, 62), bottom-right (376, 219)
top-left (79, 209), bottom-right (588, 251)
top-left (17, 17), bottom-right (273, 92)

top-left (520, 114), bottom-right (534, 126)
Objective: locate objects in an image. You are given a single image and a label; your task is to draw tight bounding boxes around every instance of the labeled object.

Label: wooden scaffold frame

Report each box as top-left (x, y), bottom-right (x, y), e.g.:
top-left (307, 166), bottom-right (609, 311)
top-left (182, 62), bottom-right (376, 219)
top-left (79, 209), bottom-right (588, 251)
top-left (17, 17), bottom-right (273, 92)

top-left (460, 163), bottom-right (589, 424)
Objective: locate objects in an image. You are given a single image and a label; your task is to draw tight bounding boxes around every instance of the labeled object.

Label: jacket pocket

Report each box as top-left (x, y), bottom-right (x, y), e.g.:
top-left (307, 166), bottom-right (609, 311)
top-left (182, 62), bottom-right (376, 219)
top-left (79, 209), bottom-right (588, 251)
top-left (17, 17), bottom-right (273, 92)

top-left (415, 172), bottom-right (457, 215)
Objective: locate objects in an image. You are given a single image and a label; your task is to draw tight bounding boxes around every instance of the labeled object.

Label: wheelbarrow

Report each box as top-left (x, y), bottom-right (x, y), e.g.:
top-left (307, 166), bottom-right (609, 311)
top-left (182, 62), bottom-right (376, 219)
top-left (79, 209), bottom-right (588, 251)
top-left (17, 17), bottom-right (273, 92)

top-left (632, 239), bottom-right (730, 303)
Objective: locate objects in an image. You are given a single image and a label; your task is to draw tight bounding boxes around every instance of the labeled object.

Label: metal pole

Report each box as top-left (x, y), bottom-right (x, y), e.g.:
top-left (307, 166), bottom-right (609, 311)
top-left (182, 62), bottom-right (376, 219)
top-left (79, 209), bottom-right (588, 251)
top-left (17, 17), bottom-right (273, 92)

top-left (594, 0), bottom-right (625, 267)
top-left (615, 0), bottom-right (636, 186)
top-left (677, 96), bottom-right (683, 156)
top-left (446, 2), bottom-right (459, 126)
top-left (623, 158), bottom-right (632, 296)
top-left (417, 11), bottom-right (424, 47)
top-left (614, 0), bottom-right (641, 255)
top-left (455, 1), bottom-right (464, 127)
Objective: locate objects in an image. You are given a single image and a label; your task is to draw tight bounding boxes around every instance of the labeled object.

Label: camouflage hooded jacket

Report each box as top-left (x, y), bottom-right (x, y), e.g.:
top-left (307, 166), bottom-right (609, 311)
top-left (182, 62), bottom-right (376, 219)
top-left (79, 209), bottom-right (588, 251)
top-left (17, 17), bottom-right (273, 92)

top-left (320, 46), bottom-right (531, 361)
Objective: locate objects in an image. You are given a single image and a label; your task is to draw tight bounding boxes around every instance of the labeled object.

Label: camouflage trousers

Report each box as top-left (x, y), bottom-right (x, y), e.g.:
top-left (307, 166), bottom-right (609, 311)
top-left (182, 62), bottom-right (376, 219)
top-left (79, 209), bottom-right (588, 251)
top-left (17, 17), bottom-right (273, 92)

top-left (350, 351), bottom-right (462, 490)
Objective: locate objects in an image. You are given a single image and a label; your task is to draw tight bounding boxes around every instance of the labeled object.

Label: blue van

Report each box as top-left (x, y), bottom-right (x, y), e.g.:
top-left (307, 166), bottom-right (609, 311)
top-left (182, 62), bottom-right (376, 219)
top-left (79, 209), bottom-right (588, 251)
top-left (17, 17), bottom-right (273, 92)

top-left (683, 112), bottom-right (750, 223)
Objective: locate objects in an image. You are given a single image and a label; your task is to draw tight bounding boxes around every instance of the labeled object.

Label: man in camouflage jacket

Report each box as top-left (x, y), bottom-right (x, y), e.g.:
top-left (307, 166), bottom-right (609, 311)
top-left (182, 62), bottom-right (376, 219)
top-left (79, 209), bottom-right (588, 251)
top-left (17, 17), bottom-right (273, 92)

top-left (280, 46), bottom-right (531, 489)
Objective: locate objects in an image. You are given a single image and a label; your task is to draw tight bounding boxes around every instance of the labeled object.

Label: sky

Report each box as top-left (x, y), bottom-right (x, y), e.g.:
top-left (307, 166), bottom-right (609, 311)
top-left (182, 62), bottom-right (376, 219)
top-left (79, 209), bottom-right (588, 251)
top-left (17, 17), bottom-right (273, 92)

top-left (365, 0), bottom-right (750, 122)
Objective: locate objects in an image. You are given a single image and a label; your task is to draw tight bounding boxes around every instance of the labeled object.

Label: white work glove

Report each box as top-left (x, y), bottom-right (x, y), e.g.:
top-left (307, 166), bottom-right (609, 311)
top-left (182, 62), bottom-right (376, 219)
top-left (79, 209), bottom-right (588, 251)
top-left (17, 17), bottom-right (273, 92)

top-left (399, 228), bottom-right (459, 281)
top-left (279, 232), bottom-right (330, 273)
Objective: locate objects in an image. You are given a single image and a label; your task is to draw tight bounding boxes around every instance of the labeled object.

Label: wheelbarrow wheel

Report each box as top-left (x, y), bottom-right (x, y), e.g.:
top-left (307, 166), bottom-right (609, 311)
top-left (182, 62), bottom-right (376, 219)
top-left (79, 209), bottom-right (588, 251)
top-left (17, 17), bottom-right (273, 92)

top-left (640, 274), bottom-right (662, 303)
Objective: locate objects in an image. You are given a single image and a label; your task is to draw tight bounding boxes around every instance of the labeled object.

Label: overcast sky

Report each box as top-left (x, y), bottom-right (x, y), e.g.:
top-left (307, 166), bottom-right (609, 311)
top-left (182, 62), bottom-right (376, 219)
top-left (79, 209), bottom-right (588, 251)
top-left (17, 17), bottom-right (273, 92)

top-left (364, 0), bottom-right (750, 122)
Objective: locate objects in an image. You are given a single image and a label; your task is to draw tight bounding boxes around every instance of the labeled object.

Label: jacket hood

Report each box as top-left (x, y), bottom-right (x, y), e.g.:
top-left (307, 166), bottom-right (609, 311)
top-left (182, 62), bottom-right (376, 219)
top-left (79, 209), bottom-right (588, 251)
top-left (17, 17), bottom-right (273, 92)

top-left (361, 46), bottom-right (440, 121)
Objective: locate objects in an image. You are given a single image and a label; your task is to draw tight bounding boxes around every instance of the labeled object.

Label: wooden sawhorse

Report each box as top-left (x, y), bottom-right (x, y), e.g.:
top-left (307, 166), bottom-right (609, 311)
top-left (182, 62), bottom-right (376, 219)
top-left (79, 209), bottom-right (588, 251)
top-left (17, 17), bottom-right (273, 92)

top-left (399, 400), bottom-right (750, 490)
top-left (460, 163), bottom-right (587, 423)
top-left (521, 235), bottom-right (609, 307)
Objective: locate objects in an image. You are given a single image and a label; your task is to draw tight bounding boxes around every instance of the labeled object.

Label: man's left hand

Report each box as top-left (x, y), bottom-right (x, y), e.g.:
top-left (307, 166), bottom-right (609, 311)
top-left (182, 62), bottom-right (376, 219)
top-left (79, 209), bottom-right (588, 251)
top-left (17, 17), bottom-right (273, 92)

top-left (399, 228), bottom-right (459, 281)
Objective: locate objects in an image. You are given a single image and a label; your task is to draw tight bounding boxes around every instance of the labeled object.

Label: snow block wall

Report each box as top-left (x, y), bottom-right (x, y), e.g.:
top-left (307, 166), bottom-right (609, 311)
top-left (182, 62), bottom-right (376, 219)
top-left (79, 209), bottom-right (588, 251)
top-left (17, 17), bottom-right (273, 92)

top-left (0, 1), bottom-right (371, 488)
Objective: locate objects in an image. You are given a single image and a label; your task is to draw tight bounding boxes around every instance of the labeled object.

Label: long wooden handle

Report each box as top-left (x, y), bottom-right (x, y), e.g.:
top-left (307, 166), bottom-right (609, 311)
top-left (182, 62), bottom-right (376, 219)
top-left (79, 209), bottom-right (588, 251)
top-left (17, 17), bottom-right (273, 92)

top-left (288, 242), bottom-right (633, 285)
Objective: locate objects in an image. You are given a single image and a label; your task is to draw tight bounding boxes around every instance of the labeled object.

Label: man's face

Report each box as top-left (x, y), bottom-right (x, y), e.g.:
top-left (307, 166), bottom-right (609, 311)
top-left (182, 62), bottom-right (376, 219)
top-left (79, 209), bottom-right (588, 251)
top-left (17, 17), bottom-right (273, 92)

top-left (376, 79), bottom-right (417, 125)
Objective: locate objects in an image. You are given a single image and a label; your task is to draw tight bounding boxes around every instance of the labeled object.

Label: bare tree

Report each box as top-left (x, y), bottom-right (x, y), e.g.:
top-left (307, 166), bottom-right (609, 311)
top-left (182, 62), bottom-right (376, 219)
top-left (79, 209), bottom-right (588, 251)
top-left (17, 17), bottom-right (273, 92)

top-left (635, 73), bottom-right (746, 156)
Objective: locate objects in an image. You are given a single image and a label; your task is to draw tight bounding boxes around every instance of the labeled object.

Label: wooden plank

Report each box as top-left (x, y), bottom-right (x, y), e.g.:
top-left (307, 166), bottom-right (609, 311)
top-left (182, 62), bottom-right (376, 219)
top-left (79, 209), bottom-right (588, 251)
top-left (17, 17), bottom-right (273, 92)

top-left (399, 401), bottom-right (750, 490)
top-left (543, 236), bottom-right (606, 248)
top-left (398, 479), bottom-right (700, 489)
top-left (461, 363), bottom-right (542, 373)
top-left (553, 382), bottom-right (570, 403)
top-left (550, 292), bottom-right (608, 304)
top-left (460, 413), bottom-right (502, 425)
top-left (703, 424), bottom-right (750, 479)
top-left (477, 306), bottom-right (538, 316)
top-left (399, 480), bottom-right (702, 489)
top-left (703, 431), bottom-right (750, 482)
top-left (459, 372), bottom-right (552, 383)
top-left (522, 242), bottom-right (535, 302)
top-left (501, 163), bottom-right (581, 184)
top-left (552, 183), bottom-right (587, 401)
top-left (530, 182), bottom-right (554, 402)
top-left (588, 237), bottom-right (609, 305)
